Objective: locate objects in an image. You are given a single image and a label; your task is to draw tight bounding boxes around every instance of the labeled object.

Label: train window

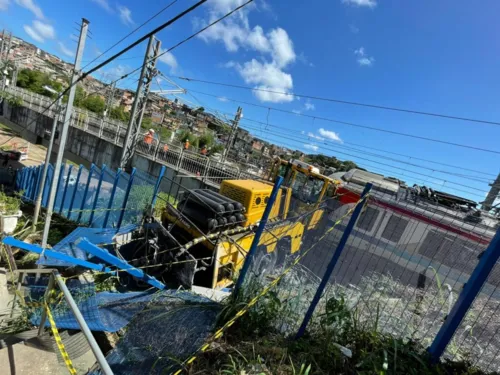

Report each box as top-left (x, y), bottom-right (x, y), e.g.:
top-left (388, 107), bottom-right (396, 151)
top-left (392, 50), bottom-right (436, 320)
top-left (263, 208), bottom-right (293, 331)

top-left (356, 207), bottom-right (379, 232)
top-left (381, 215), bottom-right (409, 243)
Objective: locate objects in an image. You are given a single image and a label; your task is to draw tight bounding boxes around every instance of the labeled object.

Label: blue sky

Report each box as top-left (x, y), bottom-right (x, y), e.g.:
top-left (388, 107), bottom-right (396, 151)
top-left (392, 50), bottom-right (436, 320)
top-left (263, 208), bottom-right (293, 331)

top-left (0, 0), bottom-right (499, 202)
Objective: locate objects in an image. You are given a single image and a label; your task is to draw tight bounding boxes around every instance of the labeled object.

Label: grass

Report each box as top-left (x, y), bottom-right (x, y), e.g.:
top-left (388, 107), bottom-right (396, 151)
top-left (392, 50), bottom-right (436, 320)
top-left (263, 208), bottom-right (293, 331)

top-left (188, 266), bottom-right (498, 375)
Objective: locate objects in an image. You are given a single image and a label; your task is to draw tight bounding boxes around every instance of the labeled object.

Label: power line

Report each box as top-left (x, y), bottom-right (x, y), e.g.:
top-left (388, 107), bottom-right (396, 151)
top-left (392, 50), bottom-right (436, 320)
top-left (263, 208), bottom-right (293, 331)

top-left (238, 122), bottom-right (489, 195)
top-left (183, 88), bottom-right (498, 177)
top-left (177, 83), bottom-right (500, 154)
top-left (82, 0), bottom-right (178, 70)
top-left (173, 75), bottom-right (500, 127)
top-left (238, 116), bottom-right (494, 184)
top-left (244, 128), bottom-right (487, 199)
top-left (190, 101), bottom-right (494, 184)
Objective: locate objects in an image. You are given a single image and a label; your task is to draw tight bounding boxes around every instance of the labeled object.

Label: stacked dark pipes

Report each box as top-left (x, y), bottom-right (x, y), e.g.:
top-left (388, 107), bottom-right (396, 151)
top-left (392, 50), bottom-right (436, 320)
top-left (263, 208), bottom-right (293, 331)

top-left (178, 189), bottom-right (246, 232)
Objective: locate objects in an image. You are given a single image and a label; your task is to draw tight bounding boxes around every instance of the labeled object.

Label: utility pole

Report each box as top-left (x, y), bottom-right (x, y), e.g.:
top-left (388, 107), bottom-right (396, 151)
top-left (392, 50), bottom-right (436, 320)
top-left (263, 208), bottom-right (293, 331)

top-left (222, 106), bottom-right (242, 162)
top-left (103, 81), bottom-right (116, 118)
top-left (119, 35), bottom-right (161, 169)
top-left (483, 173), bottom-right (500, 212)
top-left (41, 18), bottom-right (89, 249)
top-left (33, 89), bottom-right (63, 229)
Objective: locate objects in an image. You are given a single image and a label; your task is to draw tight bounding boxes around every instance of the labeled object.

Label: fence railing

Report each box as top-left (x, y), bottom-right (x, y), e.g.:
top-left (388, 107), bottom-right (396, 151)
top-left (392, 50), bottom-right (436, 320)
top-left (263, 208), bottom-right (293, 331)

top-left (16, 162), bottom-right (165, 228)
top-left (4, 85), bottom-right (263, 185)
top-left (221, 180), bottom-right (500, 373)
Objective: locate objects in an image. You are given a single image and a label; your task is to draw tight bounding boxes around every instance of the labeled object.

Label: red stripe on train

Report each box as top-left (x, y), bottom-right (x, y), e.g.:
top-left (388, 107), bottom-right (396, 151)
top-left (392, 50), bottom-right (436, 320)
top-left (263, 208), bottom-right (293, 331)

top-left (337, 187), bottom-right (490, 245)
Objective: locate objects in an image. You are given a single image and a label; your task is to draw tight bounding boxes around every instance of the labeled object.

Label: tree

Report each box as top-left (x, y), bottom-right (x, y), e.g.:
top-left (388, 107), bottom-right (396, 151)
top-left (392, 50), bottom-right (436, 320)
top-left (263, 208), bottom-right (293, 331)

top-left (141, 117), bottom-right (153, 129)
top-left (81, 94), bottom-right (105, 114)
top-left (109, 106), bottom-right (130, 122)
top-left (16, 68), bottom-right (62, 98)
top-left (198, 132), bottom-right (215, 148)
top-left (177, 129), bottom-right (198, 146)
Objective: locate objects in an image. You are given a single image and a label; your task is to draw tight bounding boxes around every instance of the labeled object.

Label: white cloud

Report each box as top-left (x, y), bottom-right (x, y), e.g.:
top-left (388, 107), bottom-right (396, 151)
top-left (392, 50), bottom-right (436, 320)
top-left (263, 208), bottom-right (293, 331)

top-left (292, 110), bottom-right (302, 115)
top-left (90, 0), bottom-right (112, 12)
top-left (23, 20), bottom-right (55, 43)
top-left (0, 0), bottom-right (9, 11)
top-left (304, 100), bottom-right (315, 111)
top-left (342, 0), bottom-right (377, 8)
top-left (358, 57), bottom-right (374, 66)
top-left (218, 96), bottom-right (229, 102)
top-left (307, 132), bottom-right (324, 141)
top-left (319, 128), bottom-right (342, 142)
top-left (349, 24), bottom-right (359, 34)
top-left (106, 64), bottom-right (128, 78)
top-left (304, 143), bottom-right (319, 151)
top-left (267, 27), bottom-right (295, 68)
top-left (118, 5), bottom-right (134, 27)
top-left (354, 46), bottom-right (374, 67)
top-left (158, 49), bottom-right (178, 72)
top-left (195, 1), bottom-right (296, 103)
top-left (233, 59), bottom-right (293, 103)
top-left (15, 0), bottom-right (44, 19)
top-left (58, 42), bottom-right (74, 58)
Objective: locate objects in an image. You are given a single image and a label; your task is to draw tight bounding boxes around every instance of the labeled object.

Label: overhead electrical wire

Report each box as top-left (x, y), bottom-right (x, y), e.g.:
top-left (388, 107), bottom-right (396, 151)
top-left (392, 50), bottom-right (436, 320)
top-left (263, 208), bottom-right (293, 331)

top-left (182, 88), bottom-right (497, 177)
top-left (16, 0), bottom-right (252, 136)
top-left (191, 102), bottom-right (494, 185)
top-left (172, 75), bottom-right (500, 127)
top-left (241, 128), bottom-right (487, 199)
top-left (81, 0), bottom-right (178, 70)
top-left (236, 122), bottom-right (489, 195)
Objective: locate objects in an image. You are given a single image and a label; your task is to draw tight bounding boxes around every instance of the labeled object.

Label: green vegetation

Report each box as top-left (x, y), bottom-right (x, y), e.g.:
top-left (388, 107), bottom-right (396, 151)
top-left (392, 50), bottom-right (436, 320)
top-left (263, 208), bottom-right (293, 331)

top-left (189, 276), bottom-right (490, 375)
top-left (109, 105), bottom-right (131, 122)
top-left (16, 68), bottom-right (63, 98)
top-left (81, 94), bottom-right (106, 115)
top-left (141, 118), bottom-right (172, 141)
top-left (0, 190), bottom-right (21, 215)
top-left (306, 154), bottom-right (359, 172)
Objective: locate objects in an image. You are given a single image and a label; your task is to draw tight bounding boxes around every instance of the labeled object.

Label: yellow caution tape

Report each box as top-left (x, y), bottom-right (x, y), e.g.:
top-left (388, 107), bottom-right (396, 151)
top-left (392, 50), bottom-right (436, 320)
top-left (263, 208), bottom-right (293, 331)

top-left (170, 195), bottom-right (369, 374)
top-left (45, 303), bottom-right (77, 375)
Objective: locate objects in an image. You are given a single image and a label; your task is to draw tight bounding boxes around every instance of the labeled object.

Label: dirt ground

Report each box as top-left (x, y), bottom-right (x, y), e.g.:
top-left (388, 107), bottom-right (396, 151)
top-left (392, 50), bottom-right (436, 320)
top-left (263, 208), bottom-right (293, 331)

top-left (0, 122), bottom-right (48, 169)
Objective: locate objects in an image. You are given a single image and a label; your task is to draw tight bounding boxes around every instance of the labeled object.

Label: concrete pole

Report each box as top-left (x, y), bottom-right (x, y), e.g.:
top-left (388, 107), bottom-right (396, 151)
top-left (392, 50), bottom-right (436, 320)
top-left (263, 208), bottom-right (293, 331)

top-left (32, 96), bottom-right (63, 229)
top-left (222, 106), bottom-right (242, 162)
top-left (41, 19), bottom-right (89, 248)
top-left (119, 36), bottom-right (155, 169)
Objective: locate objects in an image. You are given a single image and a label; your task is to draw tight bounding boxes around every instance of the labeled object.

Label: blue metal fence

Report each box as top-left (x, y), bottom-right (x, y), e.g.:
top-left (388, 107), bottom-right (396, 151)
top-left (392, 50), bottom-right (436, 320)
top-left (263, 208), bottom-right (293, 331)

top-left (16, 163), bottom-right (166, 228)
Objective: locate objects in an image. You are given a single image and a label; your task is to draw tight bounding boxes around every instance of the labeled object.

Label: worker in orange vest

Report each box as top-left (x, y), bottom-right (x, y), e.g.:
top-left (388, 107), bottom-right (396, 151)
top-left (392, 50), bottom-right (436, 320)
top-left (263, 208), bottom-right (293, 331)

top-left (184, 139), bottom-right (190, 150)
top-left (200, 145), bottom-right (208, 156)
top-left (144, 129), bottom-right (154, 145)
top-left (163, 144), bottom-right (169, 152)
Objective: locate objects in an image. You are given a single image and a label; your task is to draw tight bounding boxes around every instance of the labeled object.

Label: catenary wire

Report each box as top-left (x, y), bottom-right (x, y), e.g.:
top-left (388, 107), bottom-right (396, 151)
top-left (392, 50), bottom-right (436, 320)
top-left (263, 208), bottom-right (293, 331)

top-left (182, 88), bottom-right (497, 178)
top-left (172, 75), bottom-right (500, 127)
top-left (81, 0), bottom-right (178, 70)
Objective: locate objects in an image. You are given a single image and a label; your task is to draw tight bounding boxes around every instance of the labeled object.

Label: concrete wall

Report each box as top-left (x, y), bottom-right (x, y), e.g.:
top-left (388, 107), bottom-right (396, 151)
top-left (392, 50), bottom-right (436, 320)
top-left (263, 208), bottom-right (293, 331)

top-left (0, 98), bottom-right (212, 194)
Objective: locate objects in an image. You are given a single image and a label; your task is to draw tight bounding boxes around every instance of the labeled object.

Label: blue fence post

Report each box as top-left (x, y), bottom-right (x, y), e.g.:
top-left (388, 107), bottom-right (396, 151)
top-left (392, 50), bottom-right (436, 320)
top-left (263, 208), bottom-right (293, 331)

top-left (53, 163), bottom-right (65, 210)
top-left (103, 169), bottom-right (121, 228)
top-left (77, 164), bottom-right (95, 223)
top-left (76, 238), bottom-right (165, 289)
top-left (58, 164), bottom-right (73, 214)
top-left (67, 165), bottom-right (83, 220)
top-left (117, 168), bottom-right (136, 229)
top-left (428, 228), bottom-right (500, 360)
top-left (89, 164), bottom-right (106, 226)
top-left (234, 176), bottom-right (284, 296)
top-left (76, 164), bottom-right (95, 222)
top-left (42, 165), bottom-right (54, 207)
top-left (151, 165), bottom-right (166, 209)
top-left (27, 167), bottom-right (36, 200)
top-left (19, 168), bottom-right (26, 191)
top-left (296, 183), bottom-right (372, 339)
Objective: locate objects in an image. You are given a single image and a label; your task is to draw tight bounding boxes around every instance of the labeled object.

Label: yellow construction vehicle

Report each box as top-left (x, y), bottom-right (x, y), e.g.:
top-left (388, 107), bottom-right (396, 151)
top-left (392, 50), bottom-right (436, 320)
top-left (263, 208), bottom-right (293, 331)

top-left (156, 158), bottom-right (340, 290)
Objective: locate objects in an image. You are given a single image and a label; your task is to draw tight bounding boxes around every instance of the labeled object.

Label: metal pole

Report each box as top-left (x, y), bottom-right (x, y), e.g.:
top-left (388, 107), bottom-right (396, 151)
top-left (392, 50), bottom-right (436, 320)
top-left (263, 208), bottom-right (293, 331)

top-left (41, 19), bottom-right (89, 248)
top-left (428, 228), bottom-right (500, 360)
top-left (67, 165), bottom-right (83, 219)
top-left (58, 164), bottom-right (73, 214)
top-left (150, 165), bottom-right (166, 210)
top-left (222, 106), bottom-right (242, 162)
top-left (89, 164), bottom-right (106, 226)
top-left (234, 176), bottom-right (284, 295)
top-left (296, 183), bottom-right (372, 339)
top-left (52, 271), bottom-right (114, 375)
top-left (119, 36), bottom-right (154, 169)
top-left (37, 272), bottom-right (55, 336)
